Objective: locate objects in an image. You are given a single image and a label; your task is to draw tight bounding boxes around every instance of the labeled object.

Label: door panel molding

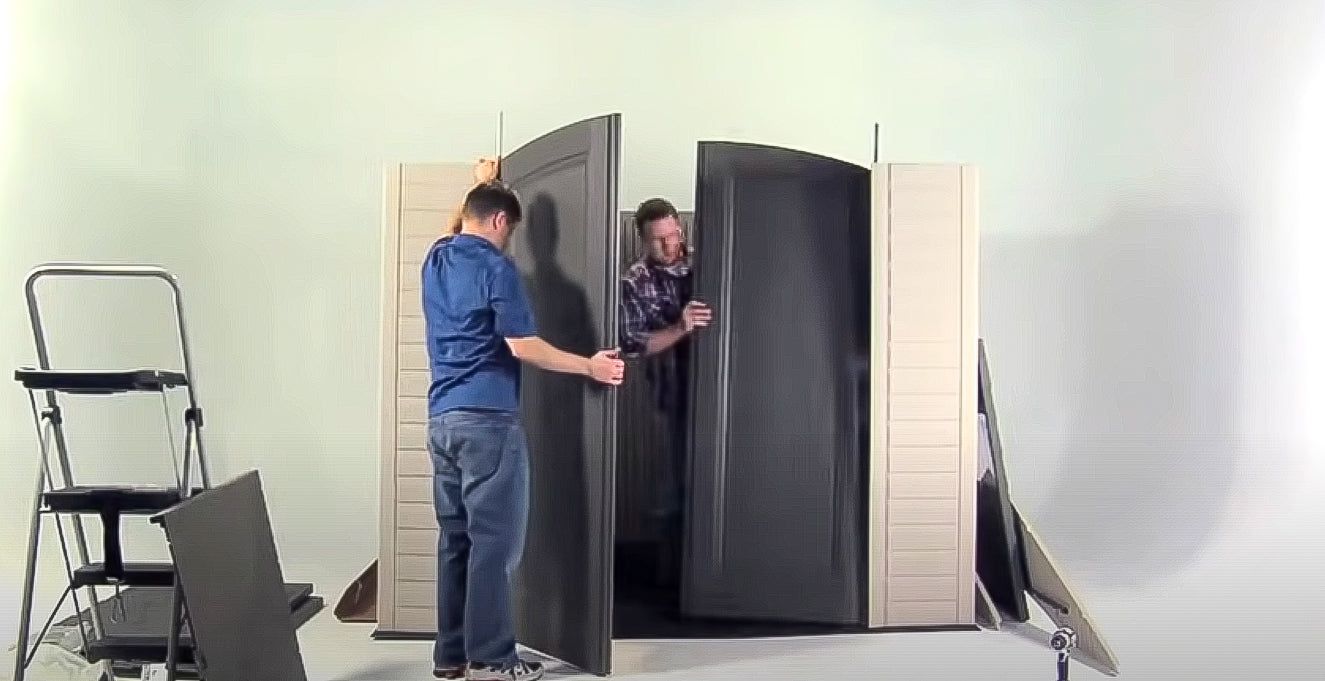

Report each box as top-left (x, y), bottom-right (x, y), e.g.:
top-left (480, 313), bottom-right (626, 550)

top-left (708, 178), bottom-right (736, 576)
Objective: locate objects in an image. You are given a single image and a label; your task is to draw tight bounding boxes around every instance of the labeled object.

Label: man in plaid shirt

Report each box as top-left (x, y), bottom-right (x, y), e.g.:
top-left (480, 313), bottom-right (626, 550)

top-left (618, 197), bottom-right (712, 590)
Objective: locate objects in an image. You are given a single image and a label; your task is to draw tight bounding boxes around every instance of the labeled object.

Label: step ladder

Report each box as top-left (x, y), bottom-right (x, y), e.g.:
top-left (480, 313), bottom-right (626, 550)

top-left (11, 264), bottom-right (210, 681)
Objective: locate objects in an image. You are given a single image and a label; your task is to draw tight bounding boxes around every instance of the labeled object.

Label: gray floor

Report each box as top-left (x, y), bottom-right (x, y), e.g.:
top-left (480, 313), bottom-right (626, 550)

top-left (290, 563), bottom-right (1321, 681)
top-left (301, 616), bottom-right (1062, 681)
top-left (4, 556), bottom-right (1318, 681)
top-left (295, 605), bottom-right (1079, 681)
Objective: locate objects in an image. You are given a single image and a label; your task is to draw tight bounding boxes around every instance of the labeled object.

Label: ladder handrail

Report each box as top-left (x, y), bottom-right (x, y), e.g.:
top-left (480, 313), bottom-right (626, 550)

top-left (23, 263), bottom-right (202, 411)
top-left (22, 262), bottom-right (211, 490)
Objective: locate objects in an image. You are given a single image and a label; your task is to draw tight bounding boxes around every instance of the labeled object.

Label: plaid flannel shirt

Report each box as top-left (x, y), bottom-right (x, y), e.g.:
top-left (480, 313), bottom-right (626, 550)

top-left (619, 257), bottom-right (692, 414)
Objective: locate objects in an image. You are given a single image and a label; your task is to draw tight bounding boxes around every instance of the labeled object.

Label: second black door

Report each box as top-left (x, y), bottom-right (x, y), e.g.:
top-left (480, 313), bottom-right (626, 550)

top-left (684, 142), bottom-right (872, 625)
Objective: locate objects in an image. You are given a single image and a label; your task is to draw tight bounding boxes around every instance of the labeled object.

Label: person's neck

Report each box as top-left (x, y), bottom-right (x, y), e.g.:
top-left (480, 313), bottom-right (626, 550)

top-left (459, 227), bottom-right (505, 250)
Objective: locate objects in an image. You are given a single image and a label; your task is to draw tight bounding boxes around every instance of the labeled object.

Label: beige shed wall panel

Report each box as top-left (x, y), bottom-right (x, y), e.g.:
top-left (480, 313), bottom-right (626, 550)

top-left (397, 449), bottom-right (430, 477)
top-left (868, 163), bottom-right (979, 629)
top-left (379, 162), bottom-right (473, 633)
top-left (398, 528), bottom-right (437, 555)
top-left (394, 607), bottom-right (436, 632)
top-left (397, 476), bottom-right (431, 504)
top-left (400, 371), bottom-right (429, 398)
top-left (397, 554), bottom-right (436, 581)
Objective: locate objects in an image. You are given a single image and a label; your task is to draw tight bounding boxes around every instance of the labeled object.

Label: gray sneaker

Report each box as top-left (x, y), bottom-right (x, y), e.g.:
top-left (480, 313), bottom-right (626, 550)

top-left (467, 660), bottom-right (544, 681)
top-left (434, 664), bottom-right (467, 679)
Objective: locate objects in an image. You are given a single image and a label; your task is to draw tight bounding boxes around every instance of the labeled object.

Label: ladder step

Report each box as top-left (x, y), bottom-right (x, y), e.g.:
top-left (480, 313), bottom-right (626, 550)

top-left (44, 486), bottom-right (199, 514)
top-left (13, 368), bottom-right (188, 394)
top-left (61, 583), bottom-right (324, 665)
top-left (72, 562), bottom-right (176, 588)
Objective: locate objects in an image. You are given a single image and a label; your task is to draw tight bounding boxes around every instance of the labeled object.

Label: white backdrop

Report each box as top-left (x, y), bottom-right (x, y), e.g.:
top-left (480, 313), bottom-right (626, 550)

top-left (2, 1), bottom-right (1324, 679)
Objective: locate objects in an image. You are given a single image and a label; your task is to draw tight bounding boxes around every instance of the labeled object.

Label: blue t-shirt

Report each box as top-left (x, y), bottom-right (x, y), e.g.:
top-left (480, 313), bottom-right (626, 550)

top-left (421, 234), bottom-right (537, 417)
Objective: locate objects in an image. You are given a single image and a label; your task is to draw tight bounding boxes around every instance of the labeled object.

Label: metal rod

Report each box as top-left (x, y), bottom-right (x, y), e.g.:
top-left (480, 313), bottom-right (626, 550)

top-left (22, 587), bottom-right (71, 669)
top-left (39, 402), bottom-right (103, 643)
top-left (40, 420), bottom-right (91, 652)
top-left (15, 272), bottom-right (107, 637)
top-left (161, 394), bottom-right (183, 489)
top-left (12, 415), bottom-right (47, 681)
top-left (873, 123), bottom-right (880, 164)
top-left (48, 413), bottom-right (103, 641)
top-left (165, 582), bottom-right (185, 681)
top-left (181, 423), bottom-right (195, 494)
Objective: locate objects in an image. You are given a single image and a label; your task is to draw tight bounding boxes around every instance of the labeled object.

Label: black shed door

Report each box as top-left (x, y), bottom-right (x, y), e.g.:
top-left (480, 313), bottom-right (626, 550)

top-left (684, 141), bottom-right (871, 625)
top-left (501, 114), bottom-right (621, 675)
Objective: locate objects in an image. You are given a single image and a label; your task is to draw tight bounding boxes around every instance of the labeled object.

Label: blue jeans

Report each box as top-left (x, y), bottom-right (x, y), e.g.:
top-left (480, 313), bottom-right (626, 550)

top-left (428, 409), bottom-right (530, 669)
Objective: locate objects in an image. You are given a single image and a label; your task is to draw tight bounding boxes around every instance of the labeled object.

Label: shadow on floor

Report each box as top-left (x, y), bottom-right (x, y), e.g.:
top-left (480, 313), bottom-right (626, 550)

top-left (613, 540), bottom-right (865, 641)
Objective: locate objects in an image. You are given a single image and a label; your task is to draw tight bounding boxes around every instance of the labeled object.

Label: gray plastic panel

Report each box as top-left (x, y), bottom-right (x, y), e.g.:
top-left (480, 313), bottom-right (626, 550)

top-left (684, 142), bottom-right (871, 625)
top-left (502, 114), bottom-right (621, 676)
top-left (154, 471), bottom-right (308, 681)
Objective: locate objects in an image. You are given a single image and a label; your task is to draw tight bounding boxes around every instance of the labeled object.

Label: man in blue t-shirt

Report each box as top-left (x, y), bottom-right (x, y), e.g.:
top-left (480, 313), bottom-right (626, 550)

top-left (420, 158), bottom-right (624, 681)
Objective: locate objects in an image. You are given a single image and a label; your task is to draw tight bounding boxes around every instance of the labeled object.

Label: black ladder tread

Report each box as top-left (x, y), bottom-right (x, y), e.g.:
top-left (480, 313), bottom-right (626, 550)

top-left (43, 485), bottom-right (201, 514)
top-left (72, 562), bottom-right (177, 588)
top-left (63, 584), bottom-right (323, 665)
top-left (84, 595), bottom-right (325, 667)
top-left (13, 368), bottom-right (189, 394)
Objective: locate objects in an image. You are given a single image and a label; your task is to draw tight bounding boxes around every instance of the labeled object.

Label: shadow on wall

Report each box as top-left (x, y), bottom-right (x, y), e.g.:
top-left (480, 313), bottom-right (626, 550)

top-left (513, 193), bottom-right (595, 634)
top-left (1034, 197), bottom-right (1243, 589)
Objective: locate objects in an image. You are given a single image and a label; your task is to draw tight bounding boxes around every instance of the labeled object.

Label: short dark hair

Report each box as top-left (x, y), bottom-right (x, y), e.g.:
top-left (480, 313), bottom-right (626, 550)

top-left (462, 181), bottom-right (523, 225)
top-left (633, 197), bottom-right (679, 237)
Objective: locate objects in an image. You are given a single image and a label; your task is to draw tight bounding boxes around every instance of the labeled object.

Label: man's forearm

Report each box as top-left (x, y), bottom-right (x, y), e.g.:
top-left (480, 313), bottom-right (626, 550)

top-left (448, 191), bottom-right (474, 234)
top-left (507, 336), bottom-right (591, 376)
top-left (643, 323), bottom-right (688, 356)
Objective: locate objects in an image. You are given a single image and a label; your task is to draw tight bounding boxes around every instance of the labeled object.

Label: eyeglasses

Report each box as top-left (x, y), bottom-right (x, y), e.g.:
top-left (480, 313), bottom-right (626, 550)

top-left (649, 228), bottom-right (685, 246)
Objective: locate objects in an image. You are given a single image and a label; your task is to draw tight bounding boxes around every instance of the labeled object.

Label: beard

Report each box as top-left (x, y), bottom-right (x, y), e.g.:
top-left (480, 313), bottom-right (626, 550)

top-left (659, 250), bottom-right (690, 277)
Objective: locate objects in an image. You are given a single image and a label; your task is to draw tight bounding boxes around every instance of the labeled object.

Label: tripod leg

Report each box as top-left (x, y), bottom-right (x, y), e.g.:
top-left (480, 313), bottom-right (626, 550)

top-left (1057, 652), bottom-right (1070, 681)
